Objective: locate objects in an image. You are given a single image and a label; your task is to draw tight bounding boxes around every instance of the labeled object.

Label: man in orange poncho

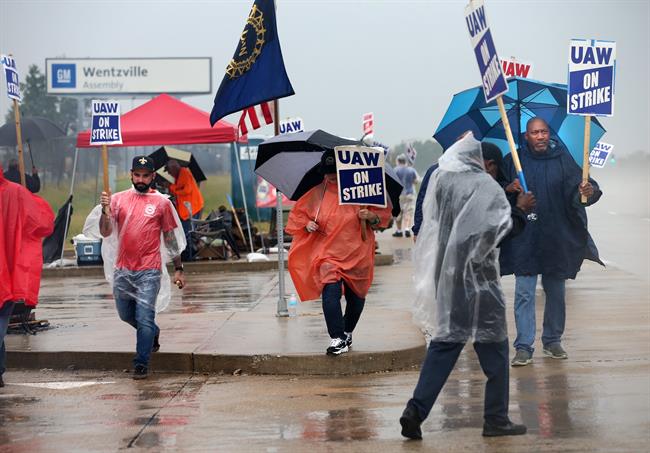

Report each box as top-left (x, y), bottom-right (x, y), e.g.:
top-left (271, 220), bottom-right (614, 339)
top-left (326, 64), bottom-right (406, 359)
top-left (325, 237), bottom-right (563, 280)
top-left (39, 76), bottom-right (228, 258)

top-left (165, 159), bottom-right (204, 234)
top-left (0, 163), bottom-right (54, 387)
top-left (286, 152), bottom-right (392, 356)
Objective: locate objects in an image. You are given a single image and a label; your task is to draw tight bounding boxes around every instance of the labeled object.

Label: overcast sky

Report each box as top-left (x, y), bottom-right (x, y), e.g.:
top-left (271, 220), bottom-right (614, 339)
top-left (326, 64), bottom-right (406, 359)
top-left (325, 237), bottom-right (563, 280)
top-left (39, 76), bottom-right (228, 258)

top-left (0, 0), bottom-right (648, 156)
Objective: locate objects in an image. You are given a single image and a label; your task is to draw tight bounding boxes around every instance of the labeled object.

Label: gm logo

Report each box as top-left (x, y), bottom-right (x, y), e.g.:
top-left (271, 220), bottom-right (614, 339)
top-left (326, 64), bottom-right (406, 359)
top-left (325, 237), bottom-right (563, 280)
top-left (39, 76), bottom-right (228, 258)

top-left (52, 64), bottom-right (76, 88)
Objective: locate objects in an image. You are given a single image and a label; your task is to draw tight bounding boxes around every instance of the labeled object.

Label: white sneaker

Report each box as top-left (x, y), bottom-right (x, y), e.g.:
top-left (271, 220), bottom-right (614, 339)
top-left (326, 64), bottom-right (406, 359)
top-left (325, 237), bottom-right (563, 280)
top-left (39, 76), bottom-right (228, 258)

top-left (344, 332), bottom-right (353, 348)
top-left (326, 338), bottom-right (349, 355)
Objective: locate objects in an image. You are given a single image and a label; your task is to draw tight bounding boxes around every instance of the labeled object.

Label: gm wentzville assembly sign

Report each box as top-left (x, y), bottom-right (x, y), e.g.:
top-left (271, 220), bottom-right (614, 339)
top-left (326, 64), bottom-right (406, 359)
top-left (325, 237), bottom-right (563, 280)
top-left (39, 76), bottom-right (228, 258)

top-left (46, 58), bottom-right (211, 95)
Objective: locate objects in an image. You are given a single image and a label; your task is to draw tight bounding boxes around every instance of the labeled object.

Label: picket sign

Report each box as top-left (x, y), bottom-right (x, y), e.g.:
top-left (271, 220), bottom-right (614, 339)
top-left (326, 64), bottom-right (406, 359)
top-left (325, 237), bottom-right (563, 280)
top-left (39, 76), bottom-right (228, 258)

top-left (464, 0), bottom-right (529, 192)
top-left (568, 39), bottom-right (616, 202)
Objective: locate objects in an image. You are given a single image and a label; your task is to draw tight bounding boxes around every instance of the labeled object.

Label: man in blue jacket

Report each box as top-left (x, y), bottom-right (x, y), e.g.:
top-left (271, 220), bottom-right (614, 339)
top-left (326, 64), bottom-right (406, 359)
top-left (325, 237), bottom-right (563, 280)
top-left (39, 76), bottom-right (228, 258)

top-left (500, 117), bottom-right (602, 367)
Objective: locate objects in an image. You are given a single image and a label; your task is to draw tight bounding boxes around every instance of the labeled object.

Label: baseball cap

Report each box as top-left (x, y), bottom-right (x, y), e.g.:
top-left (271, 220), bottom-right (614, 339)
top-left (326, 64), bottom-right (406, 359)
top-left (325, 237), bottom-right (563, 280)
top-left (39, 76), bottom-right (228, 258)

top-left (131, 155), bottom-right (155, 172)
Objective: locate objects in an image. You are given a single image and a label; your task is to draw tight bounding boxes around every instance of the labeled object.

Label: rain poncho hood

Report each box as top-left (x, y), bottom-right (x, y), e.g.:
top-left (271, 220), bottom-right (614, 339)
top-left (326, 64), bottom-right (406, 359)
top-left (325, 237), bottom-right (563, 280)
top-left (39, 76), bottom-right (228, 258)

top-left (84, 188), bottom-right (186, 313)
top-left (412, 134), bottom-right (513, 342)
top-left (0, 165), bottom-right (54, 308)
top-left (285, 179), bottom-right (392, 302)
top-left (499, 141), bottom-right (602, 279)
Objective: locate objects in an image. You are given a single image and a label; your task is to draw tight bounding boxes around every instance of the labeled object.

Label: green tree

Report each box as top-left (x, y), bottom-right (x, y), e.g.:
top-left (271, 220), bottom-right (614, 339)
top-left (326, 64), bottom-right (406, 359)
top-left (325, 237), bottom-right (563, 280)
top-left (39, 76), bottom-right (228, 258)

top-left (5, 65), bottom-right (78, 132)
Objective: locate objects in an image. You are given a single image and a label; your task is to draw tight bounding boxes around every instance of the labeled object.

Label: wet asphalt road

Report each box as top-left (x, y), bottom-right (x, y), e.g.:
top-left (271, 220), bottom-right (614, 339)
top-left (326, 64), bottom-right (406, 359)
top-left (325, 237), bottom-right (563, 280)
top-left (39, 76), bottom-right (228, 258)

top-left (1, 352), bottom-right (648, 453)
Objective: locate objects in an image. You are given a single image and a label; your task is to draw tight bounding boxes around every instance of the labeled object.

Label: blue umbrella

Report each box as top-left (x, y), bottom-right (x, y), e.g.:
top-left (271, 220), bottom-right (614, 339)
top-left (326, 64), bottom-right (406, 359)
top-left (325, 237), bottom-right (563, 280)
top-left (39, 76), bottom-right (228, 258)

top-left (434, 77), bottom-right (606, 166)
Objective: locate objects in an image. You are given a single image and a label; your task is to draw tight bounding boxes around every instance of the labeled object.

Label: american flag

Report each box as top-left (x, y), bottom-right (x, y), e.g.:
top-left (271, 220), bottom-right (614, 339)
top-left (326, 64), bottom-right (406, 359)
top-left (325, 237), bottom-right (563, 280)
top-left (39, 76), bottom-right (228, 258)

top-left (238, 102), bottom-right (274, 137)
top-left (362, 112), bottom-right (374, 137)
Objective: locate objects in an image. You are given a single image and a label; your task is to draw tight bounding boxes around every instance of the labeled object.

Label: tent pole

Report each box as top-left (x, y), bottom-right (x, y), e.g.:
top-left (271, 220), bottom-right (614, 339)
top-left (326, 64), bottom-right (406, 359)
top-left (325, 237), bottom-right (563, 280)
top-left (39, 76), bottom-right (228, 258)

top-left (59, 147), bottom-right (78, 267)
top-left (233, 142), bottom-right (255, 253)
top-left (274, 99), bottom-right (288, 317)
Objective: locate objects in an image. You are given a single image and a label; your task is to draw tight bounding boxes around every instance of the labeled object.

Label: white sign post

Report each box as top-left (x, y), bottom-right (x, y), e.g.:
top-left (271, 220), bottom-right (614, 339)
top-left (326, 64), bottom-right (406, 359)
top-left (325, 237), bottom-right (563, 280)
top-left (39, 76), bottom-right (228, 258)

top-left (568, 39), bottom-right (616, 202)
top-left (90, 100), bottom-right (122, 192)
top-left (334, 145), bottom-right (386, 241)
top-left (1, 54), bottom-right (26, 187)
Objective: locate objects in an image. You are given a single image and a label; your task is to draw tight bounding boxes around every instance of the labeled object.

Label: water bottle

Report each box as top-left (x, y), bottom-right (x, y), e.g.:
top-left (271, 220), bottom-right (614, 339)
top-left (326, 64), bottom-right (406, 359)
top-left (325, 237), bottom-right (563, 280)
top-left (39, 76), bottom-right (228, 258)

top-left (288, 294), bottom-right (298, 318)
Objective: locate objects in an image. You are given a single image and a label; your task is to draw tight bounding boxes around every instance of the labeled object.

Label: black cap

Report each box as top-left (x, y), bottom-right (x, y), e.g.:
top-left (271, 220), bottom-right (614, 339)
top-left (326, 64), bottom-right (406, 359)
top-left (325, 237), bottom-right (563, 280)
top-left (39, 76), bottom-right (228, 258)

top-left (480, 142), bottom-right (506, 181)
top-left (132, 155), bottom-right (155, 172)
top-left (319, 151), bottom-right (337, 175)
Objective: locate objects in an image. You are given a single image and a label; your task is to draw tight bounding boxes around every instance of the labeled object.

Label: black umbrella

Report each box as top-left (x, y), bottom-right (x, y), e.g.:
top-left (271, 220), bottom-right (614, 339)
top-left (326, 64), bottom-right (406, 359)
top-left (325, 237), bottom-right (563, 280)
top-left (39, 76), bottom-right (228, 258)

top-left (255, 129), bottom-right (403, 216)
top-left (148, 146), bottom-right (207, 183)
top-left (0, 116), bottom-right (66, 146)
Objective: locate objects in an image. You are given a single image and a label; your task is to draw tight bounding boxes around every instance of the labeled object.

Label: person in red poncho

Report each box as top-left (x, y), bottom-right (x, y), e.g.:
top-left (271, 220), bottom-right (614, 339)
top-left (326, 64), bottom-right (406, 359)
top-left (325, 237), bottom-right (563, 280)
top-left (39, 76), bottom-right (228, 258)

top-left (0, 163), bottom-right (54, 387)
top-left (285, 152), bottom-right (392, 356)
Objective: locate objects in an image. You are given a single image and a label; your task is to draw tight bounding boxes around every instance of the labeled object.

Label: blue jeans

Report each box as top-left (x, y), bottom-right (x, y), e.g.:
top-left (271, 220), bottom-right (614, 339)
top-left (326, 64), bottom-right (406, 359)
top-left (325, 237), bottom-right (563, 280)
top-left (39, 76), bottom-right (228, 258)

top-left (0, 302), bottom-right (15, 376)
top-left (322, 280), bottom-right (366, 340)
top-left (408, 340), bottom-right (510, 425)
top-left (513, 275), bottom-right (566, 354)
top-left (113, 270), bottom-right (161, 368)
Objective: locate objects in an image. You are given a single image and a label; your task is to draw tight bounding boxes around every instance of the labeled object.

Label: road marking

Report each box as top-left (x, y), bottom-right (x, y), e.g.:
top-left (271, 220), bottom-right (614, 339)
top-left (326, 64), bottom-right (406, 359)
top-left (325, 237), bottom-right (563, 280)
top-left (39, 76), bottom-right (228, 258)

top-left (12, 381), bottom-right (116, 390)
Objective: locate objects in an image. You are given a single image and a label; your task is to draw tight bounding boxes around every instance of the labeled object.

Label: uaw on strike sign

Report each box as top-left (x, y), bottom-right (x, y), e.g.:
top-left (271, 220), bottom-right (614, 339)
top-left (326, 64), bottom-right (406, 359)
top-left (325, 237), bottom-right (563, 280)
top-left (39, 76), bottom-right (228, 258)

top-left (568, 39), bottom-right (616, 116)
top-left (465, 0), bottom-right (508, 103)
top-left (90, 100), bottom-right (122, 145)
top-left (334, 146), bottom-right (386, 207)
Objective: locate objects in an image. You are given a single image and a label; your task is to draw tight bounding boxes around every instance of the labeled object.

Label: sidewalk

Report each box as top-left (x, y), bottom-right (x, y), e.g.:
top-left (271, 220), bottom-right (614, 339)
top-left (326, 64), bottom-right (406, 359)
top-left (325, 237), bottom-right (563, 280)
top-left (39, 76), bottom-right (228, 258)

top-left (8, 231), bottom-right (648, 377)
top-left (8, 233), bottom-right (424, 376)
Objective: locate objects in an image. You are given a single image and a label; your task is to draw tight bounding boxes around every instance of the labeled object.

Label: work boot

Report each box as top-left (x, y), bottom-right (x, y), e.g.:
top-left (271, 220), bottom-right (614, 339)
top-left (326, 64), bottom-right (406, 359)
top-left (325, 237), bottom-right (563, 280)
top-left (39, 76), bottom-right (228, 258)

top-left (399, 405), bottom-right (423, 440)
top-left (543, 343), bottom-right (568, 359)
top-left (482, 420), bottom-right (527, 437)
top-left (511, 349), bottom-right (533, 367)
top-left (133, 365), bottom-right (148, 380)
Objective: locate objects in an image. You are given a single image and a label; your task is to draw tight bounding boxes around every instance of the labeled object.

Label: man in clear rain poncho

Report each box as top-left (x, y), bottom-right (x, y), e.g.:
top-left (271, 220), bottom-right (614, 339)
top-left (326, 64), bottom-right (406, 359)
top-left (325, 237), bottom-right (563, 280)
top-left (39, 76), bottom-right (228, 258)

top-left (399, 134), bottom-right (527, 439)
top-left (85, 156), bottom-right (186, 380)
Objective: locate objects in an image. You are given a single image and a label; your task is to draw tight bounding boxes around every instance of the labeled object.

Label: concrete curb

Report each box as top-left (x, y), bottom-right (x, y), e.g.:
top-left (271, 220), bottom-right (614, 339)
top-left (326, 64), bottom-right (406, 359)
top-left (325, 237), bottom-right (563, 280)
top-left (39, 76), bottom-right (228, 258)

top-left (42, 254), bottom-right (394, 278)
top-left (8, 343), bottom-right (425, 376)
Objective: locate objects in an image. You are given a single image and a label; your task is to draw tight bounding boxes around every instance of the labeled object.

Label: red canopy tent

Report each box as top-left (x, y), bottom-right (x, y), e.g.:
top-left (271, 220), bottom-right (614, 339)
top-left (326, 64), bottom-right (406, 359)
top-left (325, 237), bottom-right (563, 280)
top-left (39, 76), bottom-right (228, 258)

top-left (76, 93), bottom-right (241, 147)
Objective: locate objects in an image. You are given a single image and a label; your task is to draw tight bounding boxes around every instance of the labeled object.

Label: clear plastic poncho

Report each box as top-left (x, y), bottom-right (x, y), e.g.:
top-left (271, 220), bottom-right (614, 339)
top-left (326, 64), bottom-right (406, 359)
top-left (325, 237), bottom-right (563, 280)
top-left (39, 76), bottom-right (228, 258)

top-left (412, 134), bottom-right (513, 343)
top-left (83, 188), bottom-right (186, 313)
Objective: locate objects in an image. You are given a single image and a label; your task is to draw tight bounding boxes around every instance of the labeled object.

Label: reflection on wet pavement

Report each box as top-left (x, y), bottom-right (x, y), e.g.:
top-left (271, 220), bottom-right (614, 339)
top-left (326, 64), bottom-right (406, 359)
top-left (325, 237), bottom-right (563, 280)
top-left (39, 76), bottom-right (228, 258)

top-left (36, 272), bottom-right (277, 322)
top-left (1, 357), bottom-right (649, 452)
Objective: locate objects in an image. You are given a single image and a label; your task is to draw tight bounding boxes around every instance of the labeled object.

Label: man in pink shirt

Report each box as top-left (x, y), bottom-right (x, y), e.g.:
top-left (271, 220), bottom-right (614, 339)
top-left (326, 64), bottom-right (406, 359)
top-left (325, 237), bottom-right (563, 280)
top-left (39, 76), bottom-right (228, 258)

top-left (100, 156), bottom-right (186, 379)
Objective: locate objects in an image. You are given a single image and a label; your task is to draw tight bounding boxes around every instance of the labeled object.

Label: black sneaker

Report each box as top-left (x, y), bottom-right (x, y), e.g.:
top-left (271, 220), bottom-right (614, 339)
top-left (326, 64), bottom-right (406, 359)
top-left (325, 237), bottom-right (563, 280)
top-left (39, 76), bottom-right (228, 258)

top-left (133, 365), bottom-right (148, 380)
top-left (543, 343), bottom-right (568, 359)
top-left (482, 420), bottom-right (527, 437)
top-left (399, 405), bottom-right (423, 440)
top-left (326, 338), bottom-right (349, 356)
top-left (0, 375), bottom-right (4, 388)
top-left (392, 231), bottom-right (403, 237)
top-left (405, 230), bottom-right (411, 238)
top-left (152, 333), bottom-right (160, 353)
top-left (344, 332), bottom-right (353, 349)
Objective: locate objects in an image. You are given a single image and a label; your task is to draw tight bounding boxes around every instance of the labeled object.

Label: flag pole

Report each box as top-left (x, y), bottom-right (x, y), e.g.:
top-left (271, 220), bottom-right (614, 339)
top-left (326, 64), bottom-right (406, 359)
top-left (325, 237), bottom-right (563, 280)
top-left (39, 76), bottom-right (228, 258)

top-left (581, 115), bottom-right (591, 204)
top-left (275, 99), bottom-right (289, 317)
top-left (496, 96), bottom-right (529, 193)
top-left (13, 98), bottom-right (26, 187)
top-left (233, 141), bottom-right (255, 253)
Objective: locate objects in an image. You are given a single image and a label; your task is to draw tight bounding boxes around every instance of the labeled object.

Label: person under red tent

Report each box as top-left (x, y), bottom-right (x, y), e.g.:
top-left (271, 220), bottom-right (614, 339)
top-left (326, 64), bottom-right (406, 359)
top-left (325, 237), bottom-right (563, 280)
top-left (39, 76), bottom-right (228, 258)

top-left (0, 163), bottom-right (54, 388)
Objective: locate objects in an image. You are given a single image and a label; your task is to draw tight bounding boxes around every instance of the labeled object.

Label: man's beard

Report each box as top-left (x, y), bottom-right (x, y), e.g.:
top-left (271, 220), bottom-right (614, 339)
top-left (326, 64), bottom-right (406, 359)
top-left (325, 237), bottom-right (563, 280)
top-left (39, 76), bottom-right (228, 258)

top-left (133, 181), bottom-right (152, 193)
